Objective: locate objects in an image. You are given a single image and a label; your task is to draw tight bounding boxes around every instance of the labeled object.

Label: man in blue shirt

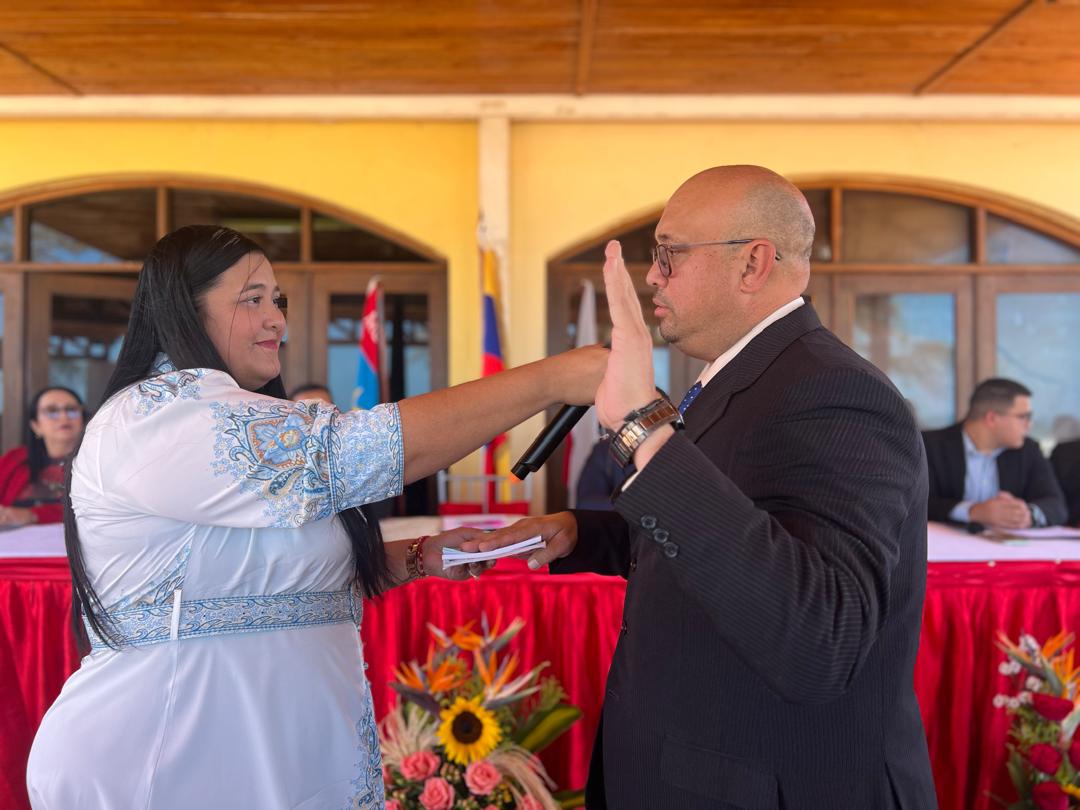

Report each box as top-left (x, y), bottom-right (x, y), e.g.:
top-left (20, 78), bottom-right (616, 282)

top-left (923, 378), bottom-right (1067, 528)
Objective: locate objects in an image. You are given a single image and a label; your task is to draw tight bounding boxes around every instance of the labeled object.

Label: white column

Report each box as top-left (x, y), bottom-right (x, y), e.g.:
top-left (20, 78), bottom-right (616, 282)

top-left (478, 115), bottom-right (511, 346)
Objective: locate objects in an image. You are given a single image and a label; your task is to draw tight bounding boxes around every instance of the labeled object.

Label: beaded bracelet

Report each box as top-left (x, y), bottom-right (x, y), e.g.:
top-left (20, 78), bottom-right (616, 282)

top-left (405, 536), bottom-right (430, 580)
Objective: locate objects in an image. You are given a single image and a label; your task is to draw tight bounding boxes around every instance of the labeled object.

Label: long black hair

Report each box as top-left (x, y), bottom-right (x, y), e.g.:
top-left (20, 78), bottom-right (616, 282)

top-left (68, 225), bottom-right (390, 651)
top-left (25, 385), bottom-right (86, 483)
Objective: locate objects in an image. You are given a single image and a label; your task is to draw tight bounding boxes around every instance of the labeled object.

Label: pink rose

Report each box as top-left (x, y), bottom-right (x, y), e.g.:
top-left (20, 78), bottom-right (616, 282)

top-left (385, 802), bottom-right (402, 810)
top-left (1032, 693), bottom-right (1074, 723)
top-left (419, 777), bottom-right (455, 810)
top-left (465, 760), bottom-right (502, 796)
top-left (518, 796), bottom-right (543, 810)
top-left (400, 750), bottom-right (441, 781)
top-left (1033, 781), bottom-right (1068, 810)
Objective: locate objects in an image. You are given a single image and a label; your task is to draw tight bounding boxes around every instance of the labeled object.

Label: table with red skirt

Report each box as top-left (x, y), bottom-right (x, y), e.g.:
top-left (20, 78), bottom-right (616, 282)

top-left (4, 525), bottom-right (1080, 810)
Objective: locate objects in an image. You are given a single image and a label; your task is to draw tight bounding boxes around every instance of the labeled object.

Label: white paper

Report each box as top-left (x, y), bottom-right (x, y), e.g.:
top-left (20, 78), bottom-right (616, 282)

top-left (988, 526), bottom-right (1080, 541)
top-left (442, 535), bottom-right (544, 568)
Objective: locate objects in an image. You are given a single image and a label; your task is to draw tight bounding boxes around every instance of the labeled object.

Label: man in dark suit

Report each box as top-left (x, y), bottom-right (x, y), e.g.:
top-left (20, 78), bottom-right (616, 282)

top-left (922, 379), bottom-right (1067, 528)
top-left (1051, 438), bottom-right (1080, 526)
top-left (466, 166), bottom-right (936, 808)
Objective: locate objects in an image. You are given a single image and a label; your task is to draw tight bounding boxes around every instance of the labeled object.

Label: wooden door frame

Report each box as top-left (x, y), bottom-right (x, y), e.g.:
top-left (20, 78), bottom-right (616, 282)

top-left (0, 272), bottom-right (25, 453)
top-left (833, 272), bottom-right (975, 421)
top-left (26, 273), bottom-right (139, 409)
top-left (309, 267), bottom-right (449, 396)
top-left (975, 273), bottom-right (1080, 383)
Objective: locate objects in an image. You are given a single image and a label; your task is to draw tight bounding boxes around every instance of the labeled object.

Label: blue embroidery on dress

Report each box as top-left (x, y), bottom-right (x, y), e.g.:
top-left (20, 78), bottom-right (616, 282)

top-left (344, 698), bottom-right (384, 810)
top-left (107, 541), bottom-right (192, 612)
top-left (89, 587), bottom-right (362, 650)
top-left (131, 355), bottom-right (206, 416)
top-left (210, 399), bottom-right (404, 528)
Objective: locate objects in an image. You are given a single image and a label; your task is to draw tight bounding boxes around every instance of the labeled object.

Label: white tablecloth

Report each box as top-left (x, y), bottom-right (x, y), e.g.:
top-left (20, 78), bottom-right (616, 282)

top-left (4, 518), bottom-right (1080, 563)
top-left (0, 514), bottom-right (522, 559)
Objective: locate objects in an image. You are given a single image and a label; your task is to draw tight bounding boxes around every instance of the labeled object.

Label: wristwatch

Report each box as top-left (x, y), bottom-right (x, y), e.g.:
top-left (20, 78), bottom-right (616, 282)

top-left (609, 397), bottom-right (684, 468)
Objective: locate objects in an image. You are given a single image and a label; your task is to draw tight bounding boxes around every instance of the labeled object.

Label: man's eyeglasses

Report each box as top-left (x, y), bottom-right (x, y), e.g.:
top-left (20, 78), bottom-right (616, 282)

top-left (38, 406), bottom-right (82, 421)
top-left (999, 410), bottom-right (1033, 423)
top-left (651, 239), bottom-right (782, 278)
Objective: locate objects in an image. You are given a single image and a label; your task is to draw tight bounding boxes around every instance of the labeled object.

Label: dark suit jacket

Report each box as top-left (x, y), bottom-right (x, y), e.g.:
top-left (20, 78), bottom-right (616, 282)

top-left (553, 303), bottom-right (936, 810)
top-left (1050, 438), bottom-right (1080, 526)
top-left (922, 424), bottom-right (1067, 526)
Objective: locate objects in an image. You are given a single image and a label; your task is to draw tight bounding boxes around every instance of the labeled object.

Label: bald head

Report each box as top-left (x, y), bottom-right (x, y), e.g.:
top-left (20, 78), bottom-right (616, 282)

top-left (672, 166), bottom-right (816, 270)
top-left (650, 166), bottom-right (816, 360)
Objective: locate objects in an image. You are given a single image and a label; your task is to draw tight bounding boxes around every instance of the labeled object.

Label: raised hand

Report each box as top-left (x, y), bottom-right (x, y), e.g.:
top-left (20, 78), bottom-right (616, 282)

top-left (595, 240), bottom-right (657, 432)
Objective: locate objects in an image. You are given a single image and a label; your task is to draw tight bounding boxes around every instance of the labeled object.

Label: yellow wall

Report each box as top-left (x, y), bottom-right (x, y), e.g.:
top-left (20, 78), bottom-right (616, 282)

top-left (3, 118), bottom-right (1080, 488)
top-left (506, 121), bottom-right (1080, 483)
top-left (0, 119), bottom-right (480, 380)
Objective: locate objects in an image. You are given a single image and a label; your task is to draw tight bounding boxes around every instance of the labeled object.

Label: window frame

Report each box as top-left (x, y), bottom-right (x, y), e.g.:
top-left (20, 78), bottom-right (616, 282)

top-left (0, 175), bottom-right (447, 453)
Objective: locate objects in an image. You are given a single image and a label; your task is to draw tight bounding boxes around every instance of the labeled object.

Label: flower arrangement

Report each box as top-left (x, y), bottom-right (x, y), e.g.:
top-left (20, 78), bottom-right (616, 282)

top-left (995, 631), bottom-right (1080, 809)
top-left (380, 612), bottom-right (584, 810)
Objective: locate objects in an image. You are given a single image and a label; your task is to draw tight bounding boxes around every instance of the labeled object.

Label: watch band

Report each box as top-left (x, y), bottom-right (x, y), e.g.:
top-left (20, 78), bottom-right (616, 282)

top-left (609, 397), bottom-right (684, 468)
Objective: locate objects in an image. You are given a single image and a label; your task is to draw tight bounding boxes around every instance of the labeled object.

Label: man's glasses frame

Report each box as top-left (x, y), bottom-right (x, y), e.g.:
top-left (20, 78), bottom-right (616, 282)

top-left (651, 239), bottom-right (782, 278)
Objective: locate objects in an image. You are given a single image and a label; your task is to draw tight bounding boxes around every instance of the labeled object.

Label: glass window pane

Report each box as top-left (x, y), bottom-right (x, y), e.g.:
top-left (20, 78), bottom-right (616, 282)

top-left (852, 293), bottom-right (956, 428)
top-left (171, 190), bottom-right (300, 261)
top-left (30, 190), bottom-right (157, 263)
top-left (803, 188), bottom-right (832, 263)
top-left (326, 292), bottom-right (431, 409)
top-left (0, 210), bottom-right (12, 261)
top-left (996, 292), bottom-right (1080, 444)
top-left (986, 215), bottom-right (1080, 264)
top-left (49, 294), bottom-right (131, 408)
top-left (563, 219), bottom-right (659, 266)
top-left (312, 214), bottom-right (426, 262)
top-left (843, 191), bottom-right (972, 264)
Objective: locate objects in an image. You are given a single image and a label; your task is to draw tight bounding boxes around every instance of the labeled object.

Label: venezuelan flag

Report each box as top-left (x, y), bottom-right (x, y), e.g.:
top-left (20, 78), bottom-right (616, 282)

top-left (481, 246), bottom-right (510, 487)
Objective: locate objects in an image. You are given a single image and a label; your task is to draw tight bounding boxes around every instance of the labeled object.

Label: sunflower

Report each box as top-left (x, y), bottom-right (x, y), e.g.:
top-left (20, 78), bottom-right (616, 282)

top-left (437, 696), bottom-right (502, 764)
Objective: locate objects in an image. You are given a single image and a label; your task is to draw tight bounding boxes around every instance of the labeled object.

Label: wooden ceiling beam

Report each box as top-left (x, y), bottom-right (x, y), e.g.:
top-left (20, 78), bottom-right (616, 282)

top-left (915, 0), bottom-right (1042, 95)
top-left (0, 41), bottom-right (80, 96)
top-left (575, 0), bottom-right (598, 96)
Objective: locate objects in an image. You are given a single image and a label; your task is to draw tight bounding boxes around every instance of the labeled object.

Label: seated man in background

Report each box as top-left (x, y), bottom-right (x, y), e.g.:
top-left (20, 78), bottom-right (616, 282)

top-left (1051, 437), bottom-right (1080, 526)
top-left (923, 378), bottom-right (1067, 528)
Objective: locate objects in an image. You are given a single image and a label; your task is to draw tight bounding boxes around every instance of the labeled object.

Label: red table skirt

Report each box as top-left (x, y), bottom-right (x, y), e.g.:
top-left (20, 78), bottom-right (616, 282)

top-left (4, 557), bottom-right (1080, 810)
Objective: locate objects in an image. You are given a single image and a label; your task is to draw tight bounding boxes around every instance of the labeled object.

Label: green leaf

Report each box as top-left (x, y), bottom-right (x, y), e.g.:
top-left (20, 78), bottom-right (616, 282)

top-left (389, 682), bottom-right (442, 718)
top-left (514, 704), bottom-right (582, 753)
top-left (1063, 708), bottom-right (1080, 741)
top-left (553, 789), bottom-right (586, 808)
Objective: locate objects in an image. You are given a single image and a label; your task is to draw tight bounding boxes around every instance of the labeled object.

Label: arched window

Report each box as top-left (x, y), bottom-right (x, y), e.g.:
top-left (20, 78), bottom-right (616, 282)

top-left (548, 179), bottom-right (1080, 508)
top-left (0, 177), bottom-right (447, 462)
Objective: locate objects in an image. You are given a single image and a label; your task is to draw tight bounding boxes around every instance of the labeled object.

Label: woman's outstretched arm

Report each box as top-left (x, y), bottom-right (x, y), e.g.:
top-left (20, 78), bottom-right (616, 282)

top-left (397, 345), bottom-right (607, 484)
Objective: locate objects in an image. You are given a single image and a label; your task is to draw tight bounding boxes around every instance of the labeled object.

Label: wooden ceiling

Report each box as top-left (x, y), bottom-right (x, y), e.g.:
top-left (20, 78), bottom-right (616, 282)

top-left (0, 0), bottom-right (1076, 96)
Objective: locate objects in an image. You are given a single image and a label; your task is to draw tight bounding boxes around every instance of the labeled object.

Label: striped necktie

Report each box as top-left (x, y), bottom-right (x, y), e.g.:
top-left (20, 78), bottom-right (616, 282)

top-left (678, 381), bottom-right (703, 415)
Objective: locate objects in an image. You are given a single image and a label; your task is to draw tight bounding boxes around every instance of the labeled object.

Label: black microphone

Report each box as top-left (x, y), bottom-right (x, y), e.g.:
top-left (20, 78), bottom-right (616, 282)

top-left (511, 404), bottom-right (591, 480)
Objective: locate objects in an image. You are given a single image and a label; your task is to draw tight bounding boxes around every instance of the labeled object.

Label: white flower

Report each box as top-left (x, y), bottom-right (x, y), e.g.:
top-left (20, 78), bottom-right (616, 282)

top-left (1027, 677), bottom-right (1043, 691)
top-left (1021, 635), bottom-right (1040, 655)
top-left (993, 694), bottom-right (1008, 709)
top-left (998, 660), bottom-right (1023, 676)
top-left (1008, 697), bottom-right (1021, 710)
top-left (1019, 691), bottom-right (1033, 704)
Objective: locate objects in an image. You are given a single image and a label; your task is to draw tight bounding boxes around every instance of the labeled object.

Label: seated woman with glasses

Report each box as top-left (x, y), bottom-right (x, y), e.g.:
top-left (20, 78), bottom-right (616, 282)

top-left (0, 386), bottom-right (86, 528)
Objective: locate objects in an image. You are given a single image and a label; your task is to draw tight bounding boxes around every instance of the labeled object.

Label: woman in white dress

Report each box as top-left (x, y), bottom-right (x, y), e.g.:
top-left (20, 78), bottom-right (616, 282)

top-left (26, 225), bottom-right (605, 809)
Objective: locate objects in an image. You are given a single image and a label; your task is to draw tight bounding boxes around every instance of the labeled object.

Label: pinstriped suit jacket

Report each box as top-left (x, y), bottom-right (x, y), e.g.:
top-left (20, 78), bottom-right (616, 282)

top-left (554, 303), bottom-right (937, 810)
